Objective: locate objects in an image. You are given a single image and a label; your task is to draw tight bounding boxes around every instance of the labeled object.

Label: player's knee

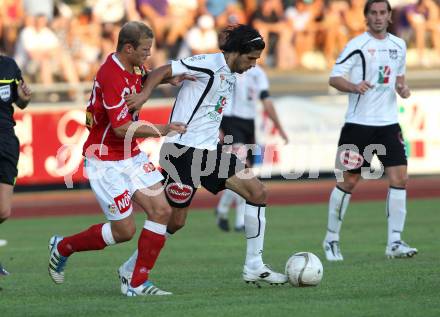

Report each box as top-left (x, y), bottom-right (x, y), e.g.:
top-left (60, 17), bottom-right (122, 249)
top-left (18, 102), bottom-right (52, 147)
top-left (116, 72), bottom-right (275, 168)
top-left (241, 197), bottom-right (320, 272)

top-left (113, 225), bottom-right (136, 243)
top-left (152, 204), bottom-right (172, 223)
top-left (389, 175), bottom-right (408, 188)
top-left (340, 174), bottom-right (360, 192)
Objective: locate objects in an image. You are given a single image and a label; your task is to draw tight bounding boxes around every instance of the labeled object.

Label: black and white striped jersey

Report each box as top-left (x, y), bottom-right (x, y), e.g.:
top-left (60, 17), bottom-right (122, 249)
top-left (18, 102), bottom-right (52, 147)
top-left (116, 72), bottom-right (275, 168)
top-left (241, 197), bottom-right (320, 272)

top-left (330, 32), bottom-right (406, 126)
top-left (165, 53), bottom-right (236, 150)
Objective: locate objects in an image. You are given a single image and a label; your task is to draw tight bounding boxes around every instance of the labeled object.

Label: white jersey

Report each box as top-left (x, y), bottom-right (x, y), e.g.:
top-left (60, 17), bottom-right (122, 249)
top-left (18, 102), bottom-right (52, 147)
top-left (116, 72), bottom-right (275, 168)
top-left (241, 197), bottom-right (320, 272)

top-left (223, 65), bottom-right (269, 120)
top-left (165, 53), bottom-right (236, 150)
top-left (330, 32), bottom-right (406, 126)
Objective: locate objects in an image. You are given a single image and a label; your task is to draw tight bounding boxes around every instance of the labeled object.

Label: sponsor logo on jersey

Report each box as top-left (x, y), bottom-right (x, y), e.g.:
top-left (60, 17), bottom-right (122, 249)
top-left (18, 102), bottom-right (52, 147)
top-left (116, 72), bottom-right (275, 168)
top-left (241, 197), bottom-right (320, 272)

top-left (207, 96), bottom-right (227, 122)
top-left (368, 48), bottom-right (376, 57)
top-left (340, 150), bottom-right (364, 169)
top-left (114, 190), bottom-right (131, 213)
top-left (389, 49), bottom-right (398, 60)
top-left (0, 85), bottom-right (11, 102)
top-left (117, 105), bottom-right (129, 121)
top-left (165, 183), bottom-right (193, 204)
top-left (215, 96), bottom-right (226, 114)
top-left (134, 66), bottom-right (142, 75)
top-left (378, 66), bottom-right (391, 84)
top-left (108, 203), bottom-right (117, 214)
top-left (142, 162), bottom-right (156, 173)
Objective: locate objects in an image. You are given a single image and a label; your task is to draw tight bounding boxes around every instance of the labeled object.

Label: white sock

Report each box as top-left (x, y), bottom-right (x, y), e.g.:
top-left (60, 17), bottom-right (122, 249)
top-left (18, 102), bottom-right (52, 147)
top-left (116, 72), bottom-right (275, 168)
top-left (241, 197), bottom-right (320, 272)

top-left (217, 189), bottom-right (235, 219)
top-left (244, 202), bottom-right (266, 270)
top-left (122, 249), bottom-right (138, 272)
top-left (235, 194), bottom-right (245, 229)
top-left (325, 186), bottom-right (351, 242)
top-left (144, 220), bottom-right (167, 235)
top-left (387, 187), bottom-right (407, 245)
top-left (101, 222), bottom-right (116, 246)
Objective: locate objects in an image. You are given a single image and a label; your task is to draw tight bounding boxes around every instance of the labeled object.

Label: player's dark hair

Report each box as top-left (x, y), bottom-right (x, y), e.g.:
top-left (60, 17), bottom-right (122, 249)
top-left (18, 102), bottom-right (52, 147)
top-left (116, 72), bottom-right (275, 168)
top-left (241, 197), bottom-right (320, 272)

top-left (219, 24), bottom-right (265, 54)
top-left (363, 0), bottom-right (392, 16)
top-left (117, 21), bottom-right (154, 52)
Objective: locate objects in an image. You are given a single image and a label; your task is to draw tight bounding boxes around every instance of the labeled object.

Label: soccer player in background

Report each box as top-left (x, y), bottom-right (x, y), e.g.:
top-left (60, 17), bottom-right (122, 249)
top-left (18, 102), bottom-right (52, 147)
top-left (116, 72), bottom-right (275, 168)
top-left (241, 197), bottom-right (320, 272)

top-left (47, 21), bottom-right (187, 296)
top-left (118, 24), bottom-right (288, 289)
top-left (216, 64), bottom-right (289, 232)
top-left (322, 0), bottom-right (418, 261)
top-left (0, 55), bottom-right (32, 276)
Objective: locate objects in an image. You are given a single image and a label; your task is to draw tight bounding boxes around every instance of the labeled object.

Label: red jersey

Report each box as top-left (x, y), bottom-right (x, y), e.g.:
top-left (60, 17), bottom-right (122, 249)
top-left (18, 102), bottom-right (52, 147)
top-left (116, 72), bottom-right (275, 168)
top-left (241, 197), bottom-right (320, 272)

top-left (83, 54), bottom-right (146, 161)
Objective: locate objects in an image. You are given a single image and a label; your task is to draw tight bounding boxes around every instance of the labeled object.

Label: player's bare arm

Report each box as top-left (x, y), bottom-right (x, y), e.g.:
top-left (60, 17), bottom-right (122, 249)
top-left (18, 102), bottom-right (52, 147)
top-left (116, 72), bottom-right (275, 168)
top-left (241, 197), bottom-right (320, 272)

top-left (113, 120), bottom-right (187, 139)
top-left (125, 64), bottom-right (173, 111)
top-left (262, 99), bottom-right (289, 144)
top-left (329, 76), bottom-right (373, 95)
top-left (15, 80), bottom-right (32, 109)
top-left (165, 74), bottom-right (196, 86)
top-left (395, 76), bottom-right (411, 99)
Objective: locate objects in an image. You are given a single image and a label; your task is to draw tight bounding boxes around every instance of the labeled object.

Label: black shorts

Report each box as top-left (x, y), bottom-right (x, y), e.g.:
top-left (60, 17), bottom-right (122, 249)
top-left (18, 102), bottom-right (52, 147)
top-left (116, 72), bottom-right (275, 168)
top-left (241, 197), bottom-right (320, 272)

top-left (0, 131), bottom-right (19, 185)
top-left (220, 116), bottom-right (255, 145)
top-left (159, 143), bottom-right (246, 208)
top-left (336, 123), bottom-right (407, 174)
top-left (220, 116), bottom-right (255, 165)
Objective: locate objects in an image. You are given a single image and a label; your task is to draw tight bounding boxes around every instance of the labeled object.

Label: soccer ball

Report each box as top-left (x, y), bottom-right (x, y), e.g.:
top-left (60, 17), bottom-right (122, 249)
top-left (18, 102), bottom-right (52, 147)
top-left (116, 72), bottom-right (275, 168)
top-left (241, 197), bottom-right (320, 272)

top-left (285, 252), bottom-right (323, 287)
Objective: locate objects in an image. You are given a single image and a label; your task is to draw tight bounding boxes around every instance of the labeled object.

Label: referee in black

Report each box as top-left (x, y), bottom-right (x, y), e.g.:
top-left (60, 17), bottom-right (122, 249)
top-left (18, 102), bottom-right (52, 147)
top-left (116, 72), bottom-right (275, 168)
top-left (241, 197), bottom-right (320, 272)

top-left (0, 54), bottom-right (32, 275)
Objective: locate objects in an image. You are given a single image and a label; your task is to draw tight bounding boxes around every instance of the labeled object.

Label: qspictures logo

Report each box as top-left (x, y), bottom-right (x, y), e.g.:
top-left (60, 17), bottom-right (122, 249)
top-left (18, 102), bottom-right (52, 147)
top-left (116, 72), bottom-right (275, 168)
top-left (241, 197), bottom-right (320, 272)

top-left (378, 66), bottom-right (391, 84)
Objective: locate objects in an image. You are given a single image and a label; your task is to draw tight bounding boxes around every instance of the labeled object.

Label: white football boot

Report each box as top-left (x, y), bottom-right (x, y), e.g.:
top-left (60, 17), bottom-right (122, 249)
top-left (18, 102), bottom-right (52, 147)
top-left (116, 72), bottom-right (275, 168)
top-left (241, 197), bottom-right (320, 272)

top-left (385, 240), bottom-right (418, 259)
top-left (0, 263), bottom-right (9, 276)
top-left (243, 264), bottom-right (287, 287)
top-left (117, 265), bottom-right (132, 295)
top-left (323, 240), bottom-right (343, 261)
top-left (48, 235), bottom-right (69, 284)
top-left (126, 281), bottom-right (172, 296)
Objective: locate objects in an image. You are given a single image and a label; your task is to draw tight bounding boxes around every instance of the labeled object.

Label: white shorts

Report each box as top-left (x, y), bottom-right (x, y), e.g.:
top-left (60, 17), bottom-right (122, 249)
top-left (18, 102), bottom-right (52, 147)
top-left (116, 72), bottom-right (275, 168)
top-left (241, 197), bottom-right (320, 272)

top-left (85, 152), bottom-right (164, 221)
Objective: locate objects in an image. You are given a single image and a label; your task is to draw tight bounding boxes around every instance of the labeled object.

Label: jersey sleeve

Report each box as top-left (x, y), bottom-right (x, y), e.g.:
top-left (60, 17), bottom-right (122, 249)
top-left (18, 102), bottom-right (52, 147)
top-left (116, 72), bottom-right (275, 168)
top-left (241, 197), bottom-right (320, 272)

top-left (12, 59), bottom-right (23, 103)
top-left (171, 55), bottom-right (209, 77)
top-left (330, 41), bottom-right (359, 77)
top-left (397, 41), bottom-right (407, 77)
top-left (254, 66), bottom-right (270, 99)
top-left (99, 74), bottom-right (133, 128)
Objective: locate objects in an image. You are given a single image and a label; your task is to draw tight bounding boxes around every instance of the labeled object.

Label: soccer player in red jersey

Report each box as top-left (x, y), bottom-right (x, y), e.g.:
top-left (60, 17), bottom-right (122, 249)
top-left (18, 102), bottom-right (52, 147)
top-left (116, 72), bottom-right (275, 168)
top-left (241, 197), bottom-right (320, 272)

top-left (48, 21), bottom-right (187, 296)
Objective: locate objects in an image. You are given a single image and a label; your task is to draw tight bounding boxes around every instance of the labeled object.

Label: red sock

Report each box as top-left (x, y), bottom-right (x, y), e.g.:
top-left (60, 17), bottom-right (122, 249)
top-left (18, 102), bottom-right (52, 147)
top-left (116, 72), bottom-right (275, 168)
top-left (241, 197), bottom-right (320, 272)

top-left (57, 224), bottom-right (107, 257)
top-left (130, 229), bottom-right (166, 288)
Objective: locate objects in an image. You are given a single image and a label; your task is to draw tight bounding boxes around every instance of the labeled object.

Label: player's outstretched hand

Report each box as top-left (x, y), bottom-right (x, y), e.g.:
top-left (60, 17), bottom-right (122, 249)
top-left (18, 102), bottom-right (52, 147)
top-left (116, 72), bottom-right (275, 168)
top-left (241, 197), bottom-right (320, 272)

top-left (354, 81), bottom-right (373, 95)
top-left (18, 80), bottom-right (32, 101)
top-left (396, 83), bottom-right (411, 99)
top-left (167, 122), bottom-right (187, 136)
top-left (125, 93), bottom-right (147, 112)
top-left (167, 74), bottom-right (196, 86)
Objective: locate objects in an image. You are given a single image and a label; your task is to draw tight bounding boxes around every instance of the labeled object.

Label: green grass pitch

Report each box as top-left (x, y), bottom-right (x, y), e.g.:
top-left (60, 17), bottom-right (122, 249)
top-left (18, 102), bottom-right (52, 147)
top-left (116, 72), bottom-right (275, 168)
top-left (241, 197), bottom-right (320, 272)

top-left (1, 198), bottom-right (439, 317)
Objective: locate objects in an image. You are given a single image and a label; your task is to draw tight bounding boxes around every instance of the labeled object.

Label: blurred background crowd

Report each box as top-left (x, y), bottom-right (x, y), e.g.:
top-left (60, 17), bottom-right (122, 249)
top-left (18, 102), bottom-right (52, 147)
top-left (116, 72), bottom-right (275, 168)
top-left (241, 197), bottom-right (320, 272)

top-left (1, 0), bottom-right (439, 87)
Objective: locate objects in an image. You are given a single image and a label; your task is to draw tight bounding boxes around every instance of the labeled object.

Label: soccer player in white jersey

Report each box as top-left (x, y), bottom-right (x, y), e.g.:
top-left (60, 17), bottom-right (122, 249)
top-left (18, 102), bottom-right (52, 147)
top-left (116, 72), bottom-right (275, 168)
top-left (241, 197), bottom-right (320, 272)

top-left (323, 0), bottom-right (418, 261)
top-left (216, 65), bottom-right (289, 232)
top-left (47, 22), bottom-right (188, 296)
top-left (119, 24), bottom-right (288, 289)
